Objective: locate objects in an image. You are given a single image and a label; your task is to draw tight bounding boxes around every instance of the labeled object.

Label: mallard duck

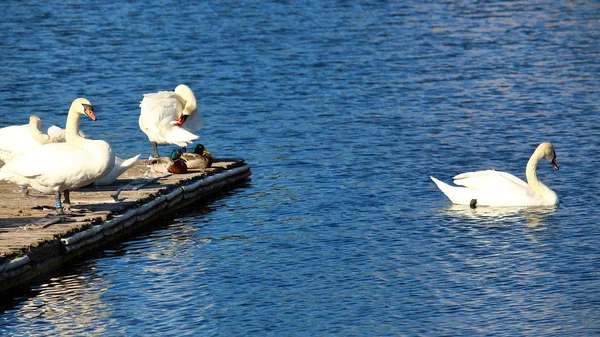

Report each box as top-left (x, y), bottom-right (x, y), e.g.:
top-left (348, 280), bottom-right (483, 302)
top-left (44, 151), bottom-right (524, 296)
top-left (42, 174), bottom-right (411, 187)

top-left (0, 99), bottom-right (114, 213)
top-left (148, 149), bottom-right (188, 174)
top-left (139, 84), bottom-right (202, 158)
top-left (181, 144), bottom-right (213, 169)
top-left (431, 142), bottom-right (559, 207)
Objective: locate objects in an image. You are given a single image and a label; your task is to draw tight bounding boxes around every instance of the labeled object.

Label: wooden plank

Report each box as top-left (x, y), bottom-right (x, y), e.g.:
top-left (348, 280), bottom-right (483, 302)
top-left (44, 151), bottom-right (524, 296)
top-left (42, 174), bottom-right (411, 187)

top-left (0, 158), bottom-right (251, 292)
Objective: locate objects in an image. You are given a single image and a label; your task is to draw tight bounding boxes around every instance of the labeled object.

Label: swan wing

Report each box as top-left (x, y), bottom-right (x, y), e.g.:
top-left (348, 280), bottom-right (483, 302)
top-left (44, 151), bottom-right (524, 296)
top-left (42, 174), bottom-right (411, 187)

top-left (139, 91), bottom-right (198, 145)
top-left (46, 125), bottom-right (66, 142)
top-left (451, 170), bottom-right (541, 206)
top-left (0, 143), bottom-right (101, 192)
top-left (0, 124), bottom-right (41, 157)
top-left (139, 91), bottom-right (181, 121)
top-left (94, 153), bottom-right (141, 186)
top-left (453, 170), bottom-right (529, 191)
top-left (2, 143), bottom-right (85, 177)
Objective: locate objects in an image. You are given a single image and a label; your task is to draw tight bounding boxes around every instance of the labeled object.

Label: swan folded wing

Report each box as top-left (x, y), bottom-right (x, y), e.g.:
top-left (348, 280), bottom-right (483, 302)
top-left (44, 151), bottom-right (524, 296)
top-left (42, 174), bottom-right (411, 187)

top-left (453, 170), bottom-right (530, 194)
top-left (0, 149), bottom-right (13, 163)
top-left (140, 91), bottom-right (181, 111)
top-left (46, 125), bottom-right (67, 142)
top-left (162, 126), bottom-right (199, 146)
top-left (1, 144), bottom-right (101, 188)
top-left (0, 124), bottom-right (41, 155)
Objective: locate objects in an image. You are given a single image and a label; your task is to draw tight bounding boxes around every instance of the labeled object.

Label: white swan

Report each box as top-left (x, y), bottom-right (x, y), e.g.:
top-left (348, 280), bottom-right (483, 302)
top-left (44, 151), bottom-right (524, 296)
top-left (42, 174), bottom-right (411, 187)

top-left (430, 142), bottom-right (559, 207)
top-left (0, 98), bottom-right (114, 212)
top-left (28, 115), bottom-right (66, 145)
top-left (0, 115), bottom-right (85, 163)
top-left (30, 115), bottom-right (137, 187)
top-left (0, 117), bottom-right (58, 163)
top-left (139, 84), bottom-right (202, 158)
top-left (94, 153), bottom-right (141, 186)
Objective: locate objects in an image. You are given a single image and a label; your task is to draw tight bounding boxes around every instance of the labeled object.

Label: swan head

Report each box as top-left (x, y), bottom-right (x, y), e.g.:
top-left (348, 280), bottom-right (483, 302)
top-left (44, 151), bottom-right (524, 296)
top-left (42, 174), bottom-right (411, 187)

top-left (538, 142), bottom-right (559, 170)
top-left (71, 98), bottom-right (97, 121)
top-left (174, 84), bottom-right (197, 117)
top-left (29, 115), bottom-right (42, 129)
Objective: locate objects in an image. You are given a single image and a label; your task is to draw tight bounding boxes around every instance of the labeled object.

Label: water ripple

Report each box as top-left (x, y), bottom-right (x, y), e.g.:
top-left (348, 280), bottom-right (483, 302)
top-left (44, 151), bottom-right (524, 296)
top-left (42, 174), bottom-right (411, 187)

top-left (1, 0), bottom-right (599, 336)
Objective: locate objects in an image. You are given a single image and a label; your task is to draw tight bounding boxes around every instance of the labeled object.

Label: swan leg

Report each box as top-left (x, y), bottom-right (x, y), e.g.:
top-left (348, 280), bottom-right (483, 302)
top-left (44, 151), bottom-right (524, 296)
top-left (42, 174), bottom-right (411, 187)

top-left (54, 191), bottom-right (63, 212)
top-left (62, 190), bottom-right (72, 213)
top-left (152, 142), bottom-right (160, 158)
top-left (470, 199), bottom-right (477, 209)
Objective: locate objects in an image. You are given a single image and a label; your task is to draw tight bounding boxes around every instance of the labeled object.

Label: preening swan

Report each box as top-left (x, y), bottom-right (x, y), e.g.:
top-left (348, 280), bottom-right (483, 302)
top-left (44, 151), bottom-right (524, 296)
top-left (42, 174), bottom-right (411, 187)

top-left (0, 116), bottom-right (68, 163)
top-left (430, 142), bottom-right (559, 207)
top-left (29, 115), bottom-right (67, 145)
top-left (0, 98), bottom-right (114, 212)
top-left (139, 84), bottom-right (202, 158)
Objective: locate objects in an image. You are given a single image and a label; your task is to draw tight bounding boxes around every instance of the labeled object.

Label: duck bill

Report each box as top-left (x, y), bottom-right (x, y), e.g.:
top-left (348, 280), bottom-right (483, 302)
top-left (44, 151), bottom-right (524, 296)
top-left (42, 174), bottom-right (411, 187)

top-left (551, 158), bottom-right (559, 170)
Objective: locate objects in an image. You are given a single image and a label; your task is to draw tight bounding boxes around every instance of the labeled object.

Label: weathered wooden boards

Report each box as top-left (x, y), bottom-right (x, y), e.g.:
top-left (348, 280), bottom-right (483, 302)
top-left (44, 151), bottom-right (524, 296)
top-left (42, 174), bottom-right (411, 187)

top-left (0, 158), bottom-right (251, 292)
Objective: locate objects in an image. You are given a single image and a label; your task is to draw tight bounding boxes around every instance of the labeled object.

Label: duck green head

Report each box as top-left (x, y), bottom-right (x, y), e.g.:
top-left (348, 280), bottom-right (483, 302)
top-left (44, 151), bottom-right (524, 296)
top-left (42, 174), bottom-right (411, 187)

top-left (170, 149), bottom-right (184, 160)
top-left (192, 144), bottom-right (212, 156)
top-left (192, 144), bottom-right (205, 154)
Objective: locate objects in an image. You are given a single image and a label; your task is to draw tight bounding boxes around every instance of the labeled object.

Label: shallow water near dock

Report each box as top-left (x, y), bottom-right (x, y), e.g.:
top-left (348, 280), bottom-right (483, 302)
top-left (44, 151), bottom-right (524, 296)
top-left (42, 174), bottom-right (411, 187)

top-left (0, 1), bottom-right (599, 336)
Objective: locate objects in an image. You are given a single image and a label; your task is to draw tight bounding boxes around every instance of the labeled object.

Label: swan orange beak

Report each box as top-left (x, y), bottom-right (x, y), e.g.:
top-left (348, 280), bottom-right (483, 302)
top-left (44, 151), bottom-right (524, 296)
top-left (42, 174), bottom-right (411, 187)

top-left (174, 114), bottom-right (189, 127)
top-left (551, 158), bottom-right (559, 170)
top-left (82, 104), bottom-right (97, 121)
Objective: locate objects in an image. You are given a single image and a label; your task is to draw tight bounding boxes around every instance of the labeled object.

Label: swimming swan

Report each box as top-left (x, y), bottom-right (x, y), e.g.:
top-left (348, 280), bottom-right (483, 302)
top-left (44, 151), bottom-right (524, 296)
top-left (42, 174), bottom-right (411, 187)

top-left (430, 142), bottom-right (559, 207)
top-left (139, 84), bottom-right (202, 158)
top-left (0, 98), bottom-right (114, 212)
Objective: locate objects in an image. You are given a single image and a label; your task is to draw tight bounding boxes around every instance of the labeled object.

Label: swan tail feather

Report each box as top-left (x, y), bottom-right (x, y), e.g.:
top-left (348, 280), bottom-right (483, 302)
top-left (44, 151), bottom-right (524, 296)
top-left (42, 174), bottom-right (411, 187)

top-left (119, 154), bottom-right (141, 167)
top-left (163, 127), bottom-right (199, 147)
top-left (430, 176), bottom-right (475, 205)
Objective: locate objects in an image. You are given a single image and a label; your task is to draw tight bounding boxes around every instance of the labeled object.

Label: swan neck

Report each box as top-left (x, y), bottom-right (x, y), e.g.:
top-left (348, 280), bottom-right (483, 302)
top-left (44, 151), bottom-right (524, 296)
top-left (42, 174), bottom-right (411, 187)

top-left (65, 109), bottom-right (83, 145)
top-left (525, 148), bottom-right (548, 197)
top-left (29, 119), bottom-right (49, 144)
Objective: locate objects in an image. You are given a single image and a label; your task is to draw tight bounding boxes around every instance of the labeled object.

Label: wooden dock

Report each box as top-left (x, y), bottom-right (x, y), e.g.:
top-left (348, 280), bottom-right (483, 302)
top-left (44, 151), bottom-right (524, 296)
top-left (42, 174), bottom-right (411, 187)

top-left (0, 158), bottom-right (251, 293)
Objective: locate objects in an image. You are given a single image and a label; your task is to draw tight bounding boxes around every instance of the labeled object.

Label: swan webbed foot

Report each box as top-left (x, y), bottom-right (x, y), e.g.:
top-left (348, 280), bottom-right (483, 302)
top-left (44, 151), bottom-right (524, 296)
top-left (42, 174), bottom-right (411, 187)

top-left (60, 190), bottom-right (72, 214)
top-left (61, 203), bottom-right (72, 214)
top-left (470, 199), bottom-right (477, 209)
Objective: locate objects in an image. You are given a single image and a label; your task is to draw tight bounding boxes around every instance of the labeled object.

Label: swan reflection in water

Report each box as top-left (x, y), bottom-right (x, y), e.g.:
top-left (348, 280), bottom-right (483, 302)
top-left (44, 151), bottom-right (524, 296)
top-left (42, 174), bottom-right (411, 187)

top-left (439, 204), bottom-right (557, 228)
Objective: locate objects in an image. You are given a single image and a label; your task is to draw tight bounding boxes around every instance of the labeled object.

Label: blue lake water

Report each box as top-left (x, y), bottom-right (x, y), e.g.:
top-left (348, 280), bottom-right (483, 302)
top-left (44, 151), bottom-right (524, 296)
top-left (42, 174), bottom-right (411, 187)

top-left (1, 0), bottom-right (599, 335)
